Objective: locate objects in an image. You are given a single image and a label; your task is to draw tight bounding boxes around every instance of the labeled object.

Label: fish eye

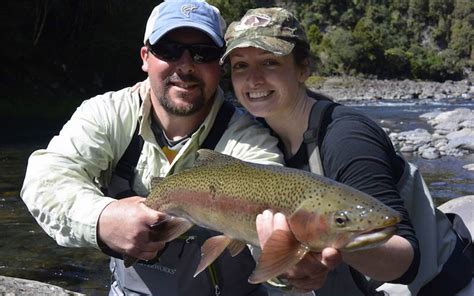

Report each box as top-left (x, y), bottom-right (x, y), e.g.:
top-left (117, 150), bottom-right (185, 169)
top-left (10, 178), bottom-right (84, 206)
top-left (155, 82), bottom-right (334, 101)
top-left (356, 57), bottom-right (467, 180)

top-left (334, 211), bottom-right (350, 227)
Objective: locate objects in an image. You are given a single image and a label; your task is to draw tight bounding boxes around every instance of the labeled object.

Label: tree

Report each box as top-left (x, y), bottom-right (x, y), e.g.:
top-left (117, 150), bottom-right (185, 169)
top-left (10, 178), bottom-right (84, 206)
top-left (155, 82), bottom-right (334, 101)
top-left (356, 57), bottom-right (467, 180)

top-left (206, 0), bottom-right (256, 25)
top-left (319, 28), bottom-right (360, 75)
top-left (449, 19), bottom-right (473, 58)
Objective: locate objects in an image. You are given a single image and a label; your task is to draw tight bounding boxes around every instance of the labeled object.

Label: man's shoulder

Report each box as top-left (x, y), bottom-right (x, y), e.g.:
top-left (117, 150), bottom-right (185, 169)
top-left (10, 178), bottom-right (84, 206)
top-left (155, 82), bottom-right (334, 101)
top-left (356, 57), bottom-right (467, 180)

top-left (78, 83), bottom-right (142, 118)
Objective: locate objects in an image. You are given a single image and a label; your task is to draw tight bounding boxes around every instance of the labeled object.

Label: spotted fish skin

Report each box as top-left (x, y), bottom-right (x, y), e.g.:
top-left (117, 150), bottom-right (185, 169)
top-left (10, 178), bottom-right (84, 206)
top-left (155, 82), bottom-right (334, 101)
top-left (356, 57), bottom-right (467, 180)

top-left (136, 149), bottom-right (401, 283)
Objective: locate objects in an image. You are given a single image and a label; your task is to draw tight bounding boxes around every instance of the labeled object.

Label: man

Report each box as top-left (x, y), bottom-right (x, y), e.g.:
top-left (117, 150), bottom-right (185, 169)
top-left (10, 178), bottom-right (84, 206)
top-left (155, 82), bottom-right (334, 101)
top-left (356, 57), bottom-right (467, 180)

top-left (21, 1), bottom-right (284, 295)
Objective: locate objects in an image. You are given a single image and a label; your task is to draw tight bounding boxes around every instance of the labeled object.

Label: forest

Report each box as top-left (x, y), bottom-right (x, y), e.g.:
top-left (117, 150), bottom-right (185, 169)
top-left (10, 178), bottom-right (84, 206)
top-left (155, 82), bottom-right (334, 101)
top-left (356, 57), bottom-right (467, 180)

top-left (1, 0), bottom-right (473, 120)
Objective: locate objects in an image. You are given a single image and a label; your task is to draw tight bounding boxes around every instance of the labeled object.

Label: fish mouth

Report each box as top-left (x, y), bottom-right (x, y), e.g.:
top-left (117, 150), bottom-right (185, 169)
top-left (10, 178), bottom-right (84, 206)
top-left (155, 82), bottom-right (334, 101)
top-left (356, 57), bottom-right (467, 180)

top-left (343, 226), bottom-right (398, 251)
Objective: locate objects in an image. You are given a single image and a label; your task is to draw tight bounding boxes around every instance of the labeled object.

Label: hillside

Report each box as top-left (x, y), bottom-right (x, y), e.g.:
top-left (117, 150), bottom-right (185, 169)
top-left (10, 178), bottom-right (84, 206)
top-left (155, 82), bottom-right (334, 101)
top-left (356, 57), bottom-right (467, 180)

top-left (1, 0), bottom-right (473, 122)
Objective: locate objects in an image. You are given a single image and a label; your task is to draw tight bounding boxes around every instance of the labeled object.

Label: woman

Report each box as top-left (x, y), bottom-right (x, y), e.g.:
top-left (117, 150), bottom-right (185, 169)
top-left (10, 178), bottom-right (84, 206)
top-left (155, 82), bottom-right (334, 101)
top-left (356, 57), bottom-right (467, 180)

top-left (221, 7), bottom-right (472, 296)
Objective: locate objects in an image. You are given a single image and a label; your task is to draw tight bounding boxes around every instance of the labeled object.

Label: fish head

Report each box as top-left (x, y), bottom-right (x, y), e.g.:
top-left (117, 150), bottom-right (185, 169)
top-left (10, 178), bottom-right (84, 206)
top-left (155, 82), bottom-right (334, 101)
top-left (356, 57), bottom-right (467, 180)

top-left (288, 185), bottom-right (401, 252)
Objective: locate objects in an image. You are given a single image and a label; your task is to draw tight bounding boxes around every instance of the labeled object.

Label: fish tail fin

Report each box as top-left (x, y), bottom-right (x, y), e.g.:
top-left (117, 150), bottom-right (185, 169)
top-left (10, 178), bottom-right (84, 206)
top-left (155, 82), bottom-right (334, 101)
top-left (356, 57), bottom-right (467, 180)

top-left (194, 235), bottom-right (233, 277)
top-left (248, 229), bottom-right (309, 284)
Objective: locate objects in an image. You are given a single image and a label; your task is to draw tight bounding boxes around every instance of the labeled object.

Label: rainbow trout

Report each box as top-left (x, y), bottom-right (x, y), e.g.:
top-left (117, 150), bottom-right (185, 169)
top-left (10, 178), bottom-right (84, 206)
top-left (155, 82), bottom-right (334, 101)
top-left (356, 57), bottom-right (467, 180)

top-left (125, 149), bottom-right (401, 283)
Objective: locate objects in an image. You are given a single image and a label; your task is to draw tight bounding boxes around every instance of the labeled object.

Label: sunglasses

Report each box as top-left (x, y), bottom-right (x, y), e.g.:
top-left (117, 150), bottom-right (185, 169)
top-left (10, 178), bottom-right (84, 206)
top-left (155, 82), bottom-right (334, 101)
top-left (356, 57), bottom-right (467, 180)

top-left (147, 41), bottom-right (223, 64)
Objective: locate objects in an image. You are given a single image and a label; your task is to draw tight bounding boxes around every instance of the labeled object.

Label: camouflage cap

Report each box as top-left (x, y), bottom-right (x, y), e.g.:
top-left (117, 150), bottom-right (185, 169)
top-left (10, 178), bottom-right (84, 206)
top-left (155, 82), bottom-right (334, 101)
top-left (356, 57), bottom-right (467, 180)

top-left (220, 7), bottom-right (308, 64)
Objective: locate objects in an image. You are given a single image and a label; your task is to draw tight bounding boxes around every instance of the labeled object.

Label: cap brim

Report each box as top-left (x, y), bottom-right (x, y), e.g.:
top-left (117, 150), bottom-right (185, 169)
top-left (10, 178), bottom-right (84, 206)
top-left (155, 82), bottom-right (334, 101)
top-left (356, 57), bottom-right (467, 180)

top-left (148, 22), bottom-right (224, 47)
top-left (220, 36), bottom-right (295, 65)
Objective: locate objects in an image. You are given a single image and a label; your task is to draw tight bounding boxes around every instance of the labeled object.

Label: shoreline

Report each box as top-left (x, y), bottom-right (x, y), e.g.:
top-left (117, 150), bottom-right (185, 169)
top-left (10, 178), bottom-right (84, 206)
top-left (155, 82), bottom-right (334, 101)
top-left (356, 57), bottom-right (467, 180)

top-left (309, 76), bottom-right (474, 102)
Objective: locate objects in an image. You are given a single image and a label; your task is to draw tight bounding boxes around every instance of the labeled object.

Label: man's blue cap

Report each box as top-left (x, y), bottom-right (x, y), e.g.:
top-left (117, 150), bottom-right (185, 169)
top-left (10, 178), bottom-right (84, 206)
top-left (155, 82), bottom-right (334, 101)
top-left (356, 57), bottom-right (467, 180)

top-left (143, 0), bottom-right (226, 47)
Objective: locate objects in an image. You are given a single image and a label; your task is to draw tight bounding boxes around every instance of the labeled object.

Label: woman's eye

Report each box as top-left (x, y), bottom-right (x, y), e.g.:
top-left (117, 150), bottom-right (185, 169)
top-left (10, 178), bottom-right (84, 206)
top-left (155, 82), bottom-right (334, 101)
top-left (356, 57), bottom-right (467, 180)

top-left (231, 62), bottom-right (247, 70)
top-left (263, 59), bottom-right (279, 67)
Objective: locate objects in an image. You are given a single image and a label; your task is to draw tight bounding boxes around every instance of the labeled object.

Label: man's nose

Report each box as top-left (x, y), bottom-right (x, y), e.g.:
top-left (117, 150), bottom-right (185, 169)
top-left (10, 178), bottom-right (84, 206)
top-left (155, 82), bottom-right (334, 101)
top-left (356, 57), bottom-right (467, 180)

top-left (176, 49), bottom-right (196, 74)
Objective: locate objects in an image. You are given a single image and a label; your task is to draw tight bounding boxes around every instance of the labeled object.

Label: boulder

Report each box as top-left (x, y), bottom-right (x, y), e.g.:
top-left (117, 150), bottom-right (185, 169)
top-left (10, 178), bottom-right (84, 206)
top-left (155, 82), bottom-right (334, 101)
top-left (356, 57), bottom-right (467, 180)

top-left (0, 276), bottom-right (84, 296)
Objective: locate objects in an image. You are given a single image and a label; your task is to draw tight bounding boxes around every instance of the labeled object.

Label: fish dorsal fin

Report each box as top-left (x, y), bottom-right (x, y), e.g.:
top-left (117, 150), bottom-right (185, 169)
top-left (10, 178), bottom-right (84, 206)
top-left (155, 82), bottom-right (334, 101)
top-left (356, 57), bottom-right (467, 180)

top-left (150, 176), bottom-right (165, 188)
top-left (194, 149), bottom-right (239, 168)
top-left (248, 229), bottom-right (309, 284)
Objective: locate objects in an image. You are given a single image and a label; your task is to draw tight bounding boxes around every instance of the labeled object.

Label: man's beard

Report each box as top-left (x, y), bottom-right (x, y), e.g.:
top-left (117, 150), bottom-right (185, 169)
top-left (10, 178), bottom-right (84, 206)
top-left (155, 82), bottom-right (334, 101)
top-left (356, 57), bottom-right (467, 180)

top-left (158, 75), bottom-right (206, 116)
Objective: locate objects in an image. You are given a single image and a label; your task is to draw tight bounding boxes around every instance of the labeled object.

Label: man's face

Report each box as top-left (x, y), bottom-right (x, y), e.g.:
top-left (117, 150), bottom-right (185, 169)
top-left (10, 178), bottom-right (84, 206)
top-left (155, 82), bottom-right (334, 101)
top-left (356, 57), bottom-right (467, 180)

top-left (141, 28), bottom-right (222, 116)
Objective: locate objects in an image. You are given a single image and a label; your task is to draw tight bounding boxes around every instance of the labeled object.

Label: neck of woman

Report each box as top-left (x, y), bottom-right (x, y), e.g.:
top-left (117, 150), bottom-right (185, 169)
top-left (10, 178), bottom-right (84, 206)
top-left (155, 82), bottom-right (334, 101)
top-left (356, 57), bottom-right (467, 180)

top-left (266, 88), bottom-right (315, 158)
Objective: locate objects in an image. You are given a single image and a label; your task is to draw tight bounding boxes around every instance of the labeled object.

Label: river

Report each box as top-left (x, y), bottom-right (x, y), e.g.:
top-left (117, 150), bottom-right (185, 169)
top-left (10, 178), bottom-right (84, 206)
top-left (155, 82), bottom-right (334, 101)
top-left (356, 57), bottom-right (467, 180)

top-left (0, 99), bottom-right (473, 295)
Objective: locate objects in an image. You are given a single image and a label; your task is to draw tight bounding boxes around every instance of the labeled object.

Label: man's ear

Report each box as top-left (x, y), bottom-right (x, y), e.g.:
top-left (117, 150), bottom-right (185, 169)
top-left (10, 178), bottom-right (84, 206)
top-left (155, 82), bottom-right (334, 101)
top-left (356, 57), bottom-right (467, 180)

top-left (140, 47), bottom-right (149, 72)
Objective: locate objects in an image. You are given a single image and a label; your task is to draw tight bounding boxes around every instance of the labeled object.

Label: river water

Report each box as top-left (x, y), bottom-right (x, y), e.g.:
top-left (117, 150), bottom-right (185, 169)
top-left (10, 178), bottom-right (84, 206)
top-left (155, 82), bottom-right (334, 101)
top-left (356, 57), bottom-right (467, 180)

top-left (0, 100), bottom-right (473, 295)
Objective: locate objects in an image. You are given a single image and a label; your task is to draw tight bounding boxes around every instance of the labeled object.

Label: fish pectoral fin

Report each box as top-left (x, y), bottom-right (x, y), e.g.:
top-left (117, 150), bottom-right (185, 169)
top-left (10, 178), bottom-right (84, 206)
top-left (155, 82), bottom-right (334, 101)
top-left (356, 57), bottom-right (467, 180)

top-left (151, 216), bottom-right (194, 242)
top-left (227, 240), bottom-right (247, 257)
top-left (194, 235), bottom-right (232, 277)
top-left (248, 229), bottom-right (309, 284)
top-left (123, 255), bottom-right (138, 268)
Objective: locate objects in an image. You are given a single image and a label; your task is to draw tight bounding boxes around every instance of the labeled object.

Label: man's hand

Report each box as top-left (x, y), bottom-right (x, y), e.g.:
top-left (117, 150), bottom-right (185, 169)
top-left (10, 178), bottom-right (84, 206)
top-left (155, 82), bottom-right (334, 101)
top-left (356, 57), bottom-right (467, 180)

top-left (256, 210), bottom-right (342, 292)
top-left (97, 196), bottom-right (166, 260)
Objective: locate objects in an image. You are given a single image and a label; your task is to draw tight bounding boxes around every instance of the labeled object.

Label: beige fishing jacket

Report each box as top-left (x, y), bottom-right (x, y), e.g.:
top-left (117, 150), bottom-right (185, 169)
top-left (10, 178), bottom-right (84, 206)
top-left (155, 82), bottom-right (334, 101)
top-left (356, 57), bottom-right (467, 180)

top-left (20, 79), bottom-right (283, 250)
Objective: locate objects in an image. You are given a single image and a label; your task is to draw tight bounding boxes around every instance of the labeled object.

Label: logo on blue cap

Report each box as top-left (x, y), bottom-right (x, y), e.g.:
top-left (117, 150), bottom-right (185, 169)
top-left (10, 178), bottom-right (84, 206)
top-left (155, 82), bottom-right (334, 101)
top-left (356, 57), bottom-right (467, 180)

top-left (181, 4), bottom-right (198, 17)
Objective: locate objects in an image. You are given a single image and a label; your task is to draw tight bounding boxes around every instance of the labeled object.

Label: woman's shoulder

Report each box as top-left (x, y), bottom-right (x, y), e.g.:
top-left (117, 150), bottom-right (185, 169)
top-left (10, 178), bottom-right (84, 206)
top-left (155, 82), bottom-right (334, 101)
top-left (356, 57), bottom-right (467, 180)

top-left (328, 104), bottom-right (384, 134)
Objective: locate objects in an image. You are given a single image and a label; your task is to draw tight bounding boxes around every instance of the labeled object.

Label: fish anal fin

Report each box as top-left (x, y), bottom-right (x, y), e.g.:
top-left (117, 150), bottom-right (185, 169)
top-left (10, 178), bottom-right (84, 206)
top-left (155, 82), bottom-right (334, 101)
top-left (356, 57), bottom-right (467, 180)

top-left (151, 216), bottom-right (194, 242)
top-left (227, 240), bottom-right (247, 257)
top-left (194, 235), bottom-right (232, 277)
top-left (248, 229), bottom-right (309, 284)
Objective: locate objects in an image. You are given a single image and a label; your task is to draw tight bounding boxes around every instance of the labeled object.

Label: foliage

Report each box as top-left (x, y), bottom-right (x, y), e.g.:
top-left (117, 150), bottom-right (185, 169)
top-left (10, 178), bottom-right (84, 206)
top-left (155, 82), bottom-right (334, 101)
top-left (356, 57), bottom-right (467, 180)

top-left (2, 0), bottom-right (473, 119)
top-left (206, 0), bottom-right (256, 25)
top-left (290, 0), bottom-right (472, 81)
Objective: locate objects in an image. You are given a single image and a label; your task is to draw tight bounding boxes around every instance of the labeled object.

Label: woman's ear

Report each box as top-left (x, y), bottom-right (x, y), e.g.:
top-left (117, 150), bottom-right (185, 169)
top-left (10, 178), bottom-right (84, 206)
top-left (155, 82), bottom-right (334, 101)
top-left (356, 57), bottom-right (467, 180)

top-left (140, 46), bottom-right (149, 72)
top-left (298, 59), bottom-right (311, 83)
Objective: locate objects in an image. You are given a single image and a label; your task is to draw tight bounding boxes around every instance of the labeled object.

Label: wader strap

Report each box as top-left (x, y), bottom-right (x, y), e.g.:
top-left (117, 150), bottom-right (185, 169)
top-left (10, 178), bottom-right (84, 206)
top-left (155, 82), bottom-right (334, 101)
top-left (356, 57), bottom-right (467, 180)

top-left (202, 100), bottom-right (235, 150)
top-left (109, 120), bottom-right (144, 199)
top-left (303, 98), bottom-right (337, 176)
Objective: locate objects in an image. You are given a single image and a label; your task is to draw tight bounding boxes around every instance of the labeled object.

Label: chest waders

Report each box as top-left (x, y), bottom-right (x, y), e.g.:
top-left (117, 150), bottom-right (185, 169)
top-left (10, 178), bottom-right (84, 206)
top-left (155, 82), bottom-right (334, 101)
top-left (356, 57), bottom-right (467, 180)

top-left (304, 95), bottom-right (472, 296)
top-left (103, 101), bottom-right (268, 296)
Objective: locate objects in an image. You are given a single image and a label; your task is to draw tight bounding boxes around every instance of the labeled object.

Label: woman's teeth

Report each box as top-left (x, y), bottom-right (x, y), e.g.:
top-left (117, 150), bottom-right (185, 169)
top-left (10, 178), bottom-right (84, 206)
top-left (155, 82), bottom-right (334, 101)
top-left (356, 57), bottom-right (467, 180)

top-left (248, 91), bottom-right (271, 99)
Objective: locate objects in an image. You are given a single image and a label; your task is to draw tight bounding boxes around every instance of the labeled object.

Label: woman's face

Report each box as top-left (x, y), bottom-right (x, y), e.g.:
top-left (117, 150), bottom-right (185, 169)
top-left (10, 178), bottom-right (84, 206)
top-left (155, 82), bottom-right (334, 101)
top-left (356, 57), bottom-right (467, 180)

top-left (229, 47), bottom-right (308, 118)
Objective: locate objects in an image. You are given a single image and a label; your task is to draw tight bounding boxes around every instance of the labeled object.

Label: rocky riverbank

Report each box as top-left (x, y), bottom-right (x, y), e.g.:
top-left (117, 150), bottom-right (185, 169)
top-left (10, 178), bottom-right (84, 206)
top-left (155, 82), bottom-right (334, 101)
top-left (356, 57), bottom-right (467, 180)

top-left (0, 276), bottom-right (84, 296)
top-left (312, 76), bottom-right (474, 102)
top-left (389, 108), bottom-right (474, 163)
